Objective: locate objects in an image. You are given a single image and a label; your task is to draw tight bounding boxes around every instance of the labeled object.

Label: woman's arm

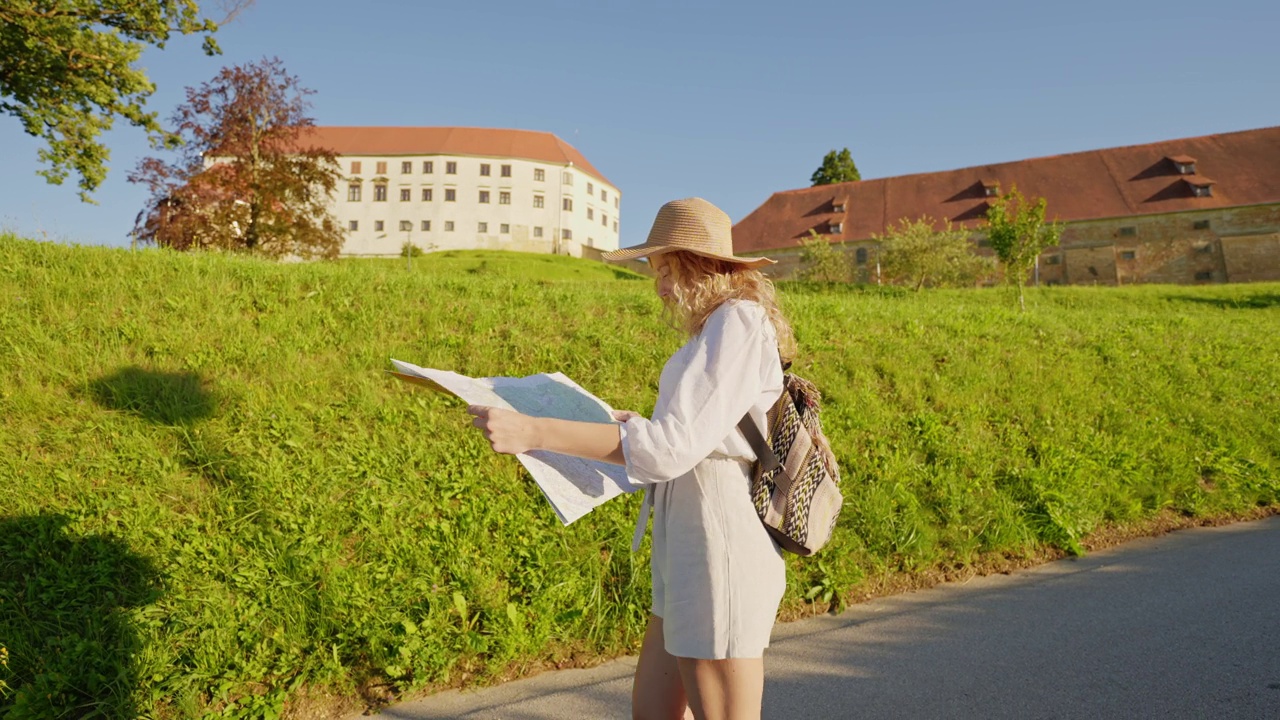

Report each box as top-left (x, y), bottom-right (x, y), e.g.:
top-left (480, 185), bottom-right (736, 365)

top-left (467, 405), bottom-right (626, 465)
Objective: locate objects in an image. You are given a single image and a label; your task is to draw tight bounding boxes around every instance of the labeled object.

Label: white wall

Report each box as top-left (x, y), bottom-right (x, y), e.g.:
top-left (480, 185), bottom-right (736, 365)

top-left (331, 154), bottom-right (621, 257)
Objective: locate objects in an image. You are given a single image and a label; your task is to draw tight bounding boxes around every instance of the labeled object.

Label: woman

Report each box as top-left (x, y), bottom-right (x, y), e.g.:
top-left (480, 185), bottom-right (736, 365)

top-left (467, 197), bottom-right (797, 720)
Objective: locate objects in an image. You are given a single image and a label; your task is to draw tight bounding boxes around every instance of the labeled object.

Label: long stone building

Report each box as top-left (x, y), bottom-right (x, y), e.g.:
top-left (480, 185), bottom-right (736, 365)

top-left (732, 126), bottom-right (1280, 285)
top-left (301, 127), bottom-right (621, 258)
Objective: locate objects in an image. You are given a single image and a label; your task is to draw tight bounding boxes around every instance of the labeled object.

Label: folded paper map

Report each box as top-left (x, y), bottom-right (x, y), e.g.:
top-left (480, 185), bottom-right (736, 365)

top-left (389, 359), bottom-right (643, 524)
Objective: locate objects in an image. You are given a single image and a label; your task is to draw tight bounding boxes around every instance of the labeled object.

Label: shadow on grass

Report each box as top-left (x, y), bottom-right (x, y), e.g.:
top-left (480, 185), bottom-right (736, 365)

top-left (1163, 293), bottom-right (1280, 310)
top-left (87, 366), bottom-right (215, 425)
top-left (0, 514), bottom-right (161, 718)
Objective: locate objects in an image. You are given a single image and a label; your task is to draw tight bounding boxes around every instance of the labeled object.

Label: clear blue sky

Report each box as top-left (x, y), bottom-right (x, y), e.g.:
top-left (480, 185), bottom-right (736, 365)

top-left (2, 0), bottom-right (1276, 249)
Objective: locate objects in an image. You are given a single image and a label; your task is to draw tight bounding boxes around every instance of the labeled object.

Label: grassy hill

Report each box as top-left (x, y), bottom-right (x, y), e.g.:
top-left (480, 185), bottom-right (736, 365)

top-left (1, 233), bottom-right (1277, 718)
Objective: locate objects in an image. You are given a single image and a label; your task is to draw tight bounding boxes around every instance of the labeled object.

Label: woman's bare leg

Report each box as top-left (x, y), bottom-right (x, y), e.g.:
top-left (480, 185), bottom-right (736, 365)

top-left (632, 615), bottom-right (694, 720)
top-left (676, 656), bottom-right (764, 720)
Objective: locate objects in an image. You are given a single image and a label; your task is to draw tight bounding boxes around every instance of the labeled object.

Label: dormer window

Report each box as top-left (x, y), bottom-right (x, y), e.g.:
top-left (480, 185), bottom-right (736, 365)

top-left (981, 180), bottom-right (1000, 197)
top-left (829, 221), bottom-right (844, 234)
top-left (1185, 177), bottom-right (1215, 197)
top-left (1167, 155), bottom-right (1197, 175)
top-left (832, 199), bottom-right (847, 213)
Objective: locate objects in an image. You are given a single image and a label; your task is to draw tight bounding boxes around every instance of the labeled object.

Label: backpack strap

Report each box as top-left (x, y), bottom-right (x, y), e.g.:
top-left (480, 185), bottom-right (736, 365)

top-left (738, 411), bottom-right (780, 473)
top-left (738, 358), bottom-right (790, 472)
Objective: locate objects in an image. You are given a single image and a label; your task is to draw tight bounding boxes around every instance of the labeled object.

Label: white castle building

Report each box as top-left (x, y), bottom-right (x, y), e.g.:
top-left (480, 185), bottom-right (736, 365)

top-left (302, 126), bottom-right (621, 258)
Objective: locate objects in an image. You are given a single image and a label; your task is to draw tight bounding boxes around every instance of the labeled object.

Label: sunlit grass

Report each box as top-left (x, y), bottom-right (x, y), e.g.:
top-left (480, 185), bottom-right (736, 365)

top-left (1, 233), bottom-right (1277, 717)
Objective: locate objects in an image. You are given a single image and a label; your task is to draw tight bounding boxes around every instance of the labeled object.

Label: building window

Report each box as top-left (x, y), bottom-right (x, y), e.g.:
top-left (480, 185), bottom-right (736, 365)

top-left (500, 223), bottom-right (509, 234)
top-left (1193, 219), bottom-right (1211, 230)
top-left (376, 161), bottom-right (387, 175)
top-left (614, 196), bottom-right (619, 209)
top-left (613, 221), bottom-right (618, 232)
top-left (562, 228), bottom-right (573, 240)
top-left (478, 222), bottom-right (488, 233)
top-left (401, 161), bottom-right (412, 174)
top-left (479, 190), bottom-right (490, 204)
top-left (855, 248), bottom-right (868, 265)
top-left (421, 220), bottom-right (431, 231)
top-left (1118, 226), bottom-right (1137, 237)
top-left (1119, 250), bottom-right (1137, 260)
top-left (563, 198), bottom-right (573, 211)
top-left (533, 226), bottom-right (543, 238)
top-left (480, 163), bottom-right (491, 176)
top-left (830, 221), bottom-right (843, 234)
top-left (445, 188), bottom-right (456, 202)
top-left (602, 189), bottom-right (609, 203)
top-left (347, 184), bottom-right (361, 202)
top-left (563, 171), bottom-right (573, 185)
top-left (374, 220), bottom-right (384, 232)
top-left (534, 168), bottom-right (545, 182)
top-left (499, 191), bottom-right (511, 205)
top-left (350, 161), bottom-right (362, 174)
top-left (1195, 270), bottom-right (1213, 281)
top-left (422, 188), bottom-right (433, 201)
top-left (587, 181), bottom-right (594, 195)
top-left (399, 220), bottom-right (412, 232)
top-left (374, 184), bottom-right (387, 202)
top-left (501, 164), bottom-right (511, 177)
top-left (348, 220), bottom-right (358, 231)
top-left (400, 188), bottom-right (411, 202)
top-left (1190, 183), bottom-right (1213, 197)
top-left (1196, 243), bottom-right (1214, 255)
top-left (602, 213), bottom-right (608, 227)
top-left (446, 161), bottom-right (457, 174)
top-left (423, 161), bottom-right (434, 173)
top-left (1044, 254), bottom-right (1062, 265)
top-left (587, 208), bottom-right (594, 220)
top-left (444, 221), bottom-right (455, 232)
top-left (533, 194), bottom-right (544, 208)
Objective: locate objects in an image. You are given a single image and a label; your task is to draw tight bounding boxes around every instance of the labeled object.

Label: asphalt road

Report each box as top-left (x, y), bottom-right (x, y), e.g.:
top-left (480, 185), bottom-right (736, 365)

top-left (372, 515), bottom-right (1280, 719)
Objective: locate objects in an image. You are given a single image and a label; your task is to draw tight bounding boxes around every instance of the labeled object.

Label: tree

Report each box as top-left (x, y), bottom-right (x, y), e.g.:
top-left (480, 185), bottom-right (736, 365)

top-left (877, 216), bottom-right (993, 291)
top-left (984, 187), bottom-right (1063, 311)
top-left (130, 57), bottom-right (344, 259)
top-left (797, 229), bottom-right (851, 283)
top-left (0, 1), bottom-right (254, 202)
top-left (810, 148), bottom-right (861, 186)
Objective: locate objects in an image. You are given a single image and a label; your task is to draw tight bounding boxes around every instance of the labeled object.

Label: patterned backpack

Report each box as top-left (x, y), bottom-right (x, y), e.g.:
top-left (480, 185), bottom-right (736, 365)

top-left (736, 367), bottom-right (843, 556)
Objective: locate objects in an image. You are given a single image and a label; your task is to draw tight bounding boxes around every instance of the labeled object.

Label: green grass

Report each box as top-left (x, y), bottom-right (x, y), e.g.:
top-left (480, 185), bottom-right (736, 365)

top-left (1, 233), bottom-right (1277, 717)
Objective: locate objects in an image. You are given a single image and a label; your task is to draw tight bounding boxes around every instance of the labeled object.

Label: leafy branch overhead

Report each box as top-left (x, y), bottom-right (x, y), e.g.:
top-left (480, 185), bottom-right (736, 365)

top-left (0, 0), bottom-right (254, 201)
top-left (129, 57), bottom-right (344, 259)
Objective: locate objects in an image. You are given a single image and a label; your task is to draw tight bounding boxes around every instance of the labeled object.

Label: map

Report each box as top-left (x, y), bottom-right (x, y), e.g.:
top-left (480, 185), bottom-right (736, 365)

top-left (389, 359), bottom-right (643, 524)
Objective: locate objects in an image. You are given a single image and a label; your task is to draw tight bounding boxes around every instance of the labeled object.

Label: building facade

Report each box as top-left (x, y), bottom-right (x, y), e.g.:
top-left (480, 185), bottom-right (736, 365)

top-left (302, 127), bottom-right (622, 258)
top-left (732, 126), bottom-right (1280, 285)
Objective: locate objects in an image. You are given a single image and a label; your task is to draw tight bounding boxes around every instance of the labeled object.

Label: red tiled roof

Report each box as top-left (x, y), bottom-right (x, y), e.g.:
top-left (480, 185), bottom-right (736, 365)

top-left (298, 126), bottom-right (611, 184)
top-left (733, 126), bottom-right (1280, 253)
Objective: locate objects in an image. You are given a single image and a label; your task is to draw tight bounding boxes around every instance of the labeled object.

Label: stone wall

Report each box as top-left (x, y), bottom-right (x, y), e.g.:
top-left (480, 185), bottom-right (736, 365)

top-left (750, 203), bottom-right (1280, 286)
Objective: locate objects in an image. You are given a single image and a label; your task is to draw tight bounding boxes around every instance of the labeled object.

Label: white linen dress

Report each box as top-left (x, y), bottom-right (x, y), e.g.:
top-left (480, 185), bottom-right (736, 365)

top-left (619, 299), bottom-right (786, 659)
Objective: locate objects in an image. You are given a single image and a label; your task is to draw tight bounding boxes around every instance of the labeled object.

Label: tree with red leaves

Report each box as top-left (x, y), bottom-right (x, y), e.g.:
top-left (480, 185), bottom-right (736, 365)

top-left (130, 57), bottom-right (344, 259)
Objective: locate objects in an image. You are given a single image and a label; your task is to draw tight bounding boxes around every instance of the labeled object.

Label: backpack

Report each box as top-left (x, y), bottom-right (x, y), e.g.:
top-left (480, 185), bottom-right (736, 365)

top-left (736, 367), bottom-right (843, 556)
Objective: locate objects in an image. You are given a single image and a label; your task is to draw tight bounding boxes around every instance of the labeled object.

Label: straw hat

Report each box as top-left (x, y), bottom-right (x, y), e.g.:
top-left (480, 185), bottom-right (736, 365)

top-left (601, 197), bottom-right (775, 268)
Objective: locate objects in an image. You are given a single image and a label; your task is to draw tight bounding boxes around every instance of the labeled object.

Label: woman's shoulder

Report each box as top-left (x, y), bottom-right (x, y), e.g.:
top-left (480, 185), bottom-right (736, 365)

top-left (703, 298), bottom-right (769, 336)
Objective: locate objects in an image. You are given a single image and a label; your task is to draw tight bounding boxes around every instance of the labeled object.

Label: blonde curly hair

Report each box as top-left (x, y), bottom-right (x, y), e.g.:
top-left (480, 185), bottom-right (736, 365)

top-left (652, 250), bottom-right (797, 365)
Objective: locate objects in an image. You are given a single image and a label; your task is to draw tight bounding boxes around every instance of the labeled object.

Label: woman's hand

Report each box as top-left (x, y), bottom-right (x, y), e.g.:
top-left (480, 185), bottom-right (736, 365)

top-left (467, 405), bottom-right (540, 455)
top-left (611, 410), bottom-right (643, 423)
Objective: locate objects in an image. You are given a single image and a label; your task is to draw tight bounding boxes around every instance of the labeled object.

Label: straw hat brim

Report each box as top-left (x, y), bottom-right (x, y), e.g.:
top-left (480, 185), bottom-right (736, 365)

top-left (601, 243), bottom-right (776, 269)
